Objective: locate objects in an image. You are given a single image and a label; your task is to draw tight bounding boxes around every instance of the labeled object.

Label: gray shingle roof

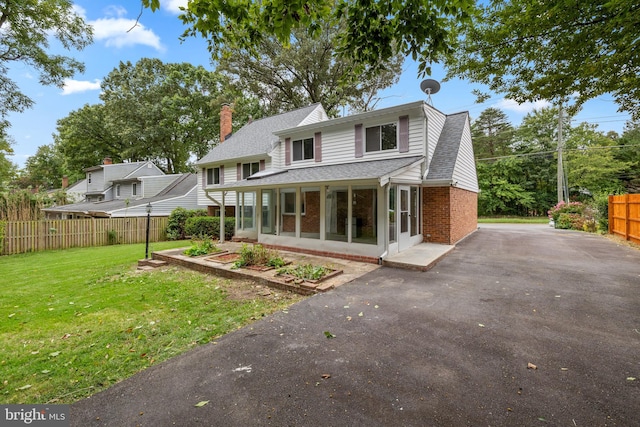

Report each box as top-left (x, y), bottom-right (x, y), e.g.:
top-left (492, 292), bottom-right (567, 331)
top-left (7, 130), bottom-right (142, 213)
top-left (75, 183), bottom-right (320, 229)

top-left (197, 104), bottom-right (322, 165)
top-left (426, 112), bottom-right (468, 181)
top-left (44, 174), bottom-right (196, 215)
top-left (215, 156), bottom-right (423, 189)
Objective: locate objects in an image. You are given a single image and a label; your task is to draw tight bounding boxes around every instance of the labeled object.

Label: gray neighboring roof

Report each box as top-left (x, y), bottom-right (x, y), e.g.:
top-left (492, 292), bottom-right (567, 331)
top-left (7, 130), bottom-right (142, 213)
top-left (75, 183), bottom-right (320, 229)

top-left (214, 157), bottom-right (424, 189)
top-left (196, 104), bottom-right (323, 165)
top-left (43, 173), bottom-right (196, 215)
top-left (426, 112), bottom-right (469, 181)
top-left (84, 161), bottom-right (149, 173)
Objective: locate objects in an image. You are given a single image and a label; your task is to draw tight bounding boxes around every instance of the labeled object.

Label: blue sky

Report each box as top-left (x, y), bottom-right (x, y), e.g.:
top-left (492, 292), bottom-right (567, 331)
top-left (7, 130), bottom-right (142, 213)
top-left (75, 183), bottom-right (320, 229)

top-left (6, 1), bottom-right (631, 168)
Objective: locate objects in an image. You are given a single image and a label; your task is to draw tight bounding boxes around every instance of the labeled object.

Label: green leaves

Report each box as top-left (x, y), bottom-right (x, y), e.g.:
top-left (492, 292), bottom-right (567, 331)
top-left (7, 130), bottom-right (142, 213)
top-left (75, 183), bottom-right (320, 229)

top-left (151, 0), bottom-right (475, 80)
top-left (0, 0), bottom-right (92, 135)
top-left (446, 0), bottom-right (640, 119)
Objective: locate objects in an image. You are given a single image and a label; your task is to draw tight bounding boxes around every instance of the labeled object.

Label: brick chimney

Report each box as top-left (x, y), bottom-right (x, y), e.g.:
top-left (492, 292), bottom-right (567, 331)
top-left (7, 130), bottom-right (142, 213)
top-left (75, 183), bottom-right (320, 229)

top-left (220, 104), bottom-right (233, 142)
top-left (62, 175), bottom-right (69, 189)
top-left (103, 157), bottom-right (113, 165)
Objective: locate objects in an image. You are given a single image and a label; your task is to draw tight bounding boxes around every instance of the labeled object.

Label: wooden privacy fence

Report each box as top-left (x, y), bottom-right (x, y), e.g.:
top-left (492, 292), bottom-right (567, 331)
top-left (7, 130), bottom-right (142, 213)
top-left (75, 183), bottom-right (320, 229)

top-left (609, 194), bottom-right (640, 245)
top-left (1, 217), bottom-right (168, 255)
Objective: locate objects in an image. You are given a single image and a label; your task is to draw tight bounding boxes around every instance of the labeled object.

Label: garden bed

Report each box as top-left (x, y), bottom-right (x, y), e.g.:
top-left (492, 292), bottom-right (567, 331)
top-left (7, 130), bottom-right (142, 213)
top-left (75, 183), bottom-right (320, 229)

top-left (205, 251), bottom-right (239, 264)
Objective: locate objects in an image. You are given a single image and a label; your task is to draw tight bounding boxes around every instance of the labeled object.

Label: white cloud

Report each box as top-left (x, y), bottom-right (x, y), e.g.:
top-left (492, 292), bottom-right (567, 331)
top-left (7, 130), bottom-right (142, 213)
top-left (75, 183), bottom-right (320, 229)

top-left (72, 4), bottom-right (87, 19)
top-left (495, 98), bottom-right (551, 114)
top-left (163, 0), bottom-right (188, 14)
top-left (88, 7), bottom-right (165, 52)
top-left (61, 79), bottom-right (101, 95)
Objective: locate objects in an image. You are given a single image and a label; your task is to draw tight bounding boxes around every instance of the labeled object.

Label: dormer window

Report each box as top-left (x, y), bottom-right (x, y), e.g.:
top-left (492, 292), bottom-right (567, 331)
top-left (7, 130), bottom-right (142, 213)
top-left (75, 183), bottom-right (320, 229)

top-left (132, 183), bottom-right (137, 196)
top-left (292, 137), bottom-right (314, 161)
top-left (366, 123), bottom-right (397, 152)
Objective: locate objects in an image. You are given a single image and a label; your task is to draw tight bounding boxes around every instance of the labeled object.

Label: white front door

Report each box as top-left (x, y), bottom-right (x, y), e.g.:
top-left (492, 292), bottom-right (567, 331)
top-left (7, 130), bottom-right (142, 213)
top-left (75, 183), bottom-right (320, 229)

top-left (398, 186), bottom-right (411, 251)
top-left (398, 185), bottom-right (422, 251)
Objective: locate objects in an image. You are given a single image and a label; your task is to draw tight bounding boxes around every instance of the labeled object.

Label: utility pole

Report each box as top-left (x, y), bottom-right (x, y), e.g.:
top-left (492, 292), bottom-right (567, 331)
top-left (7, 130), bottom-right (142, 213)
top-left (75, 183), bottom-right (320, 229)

top-left (557, 102), bottom-right (564, 204)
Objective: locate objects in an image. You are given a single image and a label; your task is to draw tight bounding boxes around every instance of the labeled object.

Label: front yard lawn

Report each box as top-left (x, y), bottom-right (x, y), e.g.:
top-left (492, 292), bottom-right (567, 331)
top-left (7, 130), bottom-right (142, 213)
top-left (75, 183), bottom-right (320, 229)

top-left (0, 241), bottom-right (303, 404)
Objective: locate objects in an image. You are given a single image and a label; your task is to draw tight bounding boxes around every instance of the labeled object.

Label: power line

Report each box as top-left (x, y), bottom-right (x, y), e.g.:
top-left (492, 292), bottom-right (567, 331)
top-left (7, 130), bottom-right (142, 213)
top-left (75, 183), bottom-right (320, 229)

top-left (476, 144), bottom-right (640, 162)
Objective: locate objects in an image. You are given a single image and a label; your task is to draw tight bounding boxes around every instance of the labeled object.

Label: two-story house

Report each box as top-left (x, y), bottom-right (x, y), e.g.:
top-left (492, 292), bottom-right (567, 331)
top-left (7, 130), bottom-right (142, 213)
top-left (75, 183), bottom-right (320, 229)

top-left (44, 159), bottom-right (199, 219)
top-left (196, 101), bottom-right (478, 262)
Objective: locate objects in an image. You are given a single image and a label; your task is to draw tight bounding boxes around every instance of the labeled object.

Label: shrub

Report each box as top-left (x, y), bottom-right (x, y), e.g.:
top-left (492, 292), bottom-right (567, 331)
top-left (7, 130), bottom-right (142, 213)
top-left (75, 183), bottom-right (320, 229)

top-left (276, 264), bottom-right (331, 281)
top-left (183, 239), bottom-right (218, 256)
top-left (591, 192), bottom-right (610, 233)
top-left (166, 208), bottom-right (207, 240)
top-left (232, 244), bottom-right (285, 269)
top-left (184, 216), bottom-right (235, 240)
top-left (548, 201), bottom-right (585, 222)
top-left (555, 213), bottom-right (584, 230)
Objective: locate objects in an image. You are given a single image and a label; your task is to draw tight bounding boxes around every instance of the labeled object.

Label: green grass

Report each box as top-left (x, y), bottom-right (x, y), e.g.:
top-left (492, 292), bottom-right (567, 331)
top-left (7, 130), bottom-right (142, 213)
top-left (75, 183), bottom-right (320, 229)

top-left (0, 241), bottom-right (302, 404)
top-left (478, 217), bottom-right (549, 224)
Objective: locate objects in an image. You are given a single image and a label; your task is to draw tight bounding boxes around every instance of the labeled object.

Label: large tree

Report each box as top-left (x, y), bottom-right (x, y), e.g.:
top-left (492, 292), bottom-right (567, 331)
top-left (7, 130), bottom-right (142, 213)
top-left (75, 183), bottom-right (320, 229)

top-left (143, 0), bottom-right (476, 77)
top-left (55, 104), bottom-right (123, 173)
top-left (0, 0), bottom-right (92, 136)
top-left (564, 123), bottom-right (629, 195)
top-left (218, 20), bottom-right (403, 117)
top-left (0, 135), bottom-right (16, 188)
top-left (21, 144), bottom-right (66, 190)
top-left (54, 59), bottom-right (262, 176)
top-left (471, 107), bottom-right (514, 159)
top-left (446, 0), bottom-right (640, 118)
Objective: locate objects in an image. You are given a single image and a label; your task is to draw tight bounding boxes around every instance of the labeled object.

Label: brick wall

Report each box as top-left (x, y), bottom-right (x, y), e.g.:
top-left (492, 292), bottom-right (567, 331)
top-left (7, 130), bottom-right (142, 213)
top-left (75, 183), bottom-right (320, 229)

top-left (301, 191), bottom-right (320, 233)
top-left (422, 187), bottom-right (477, 244)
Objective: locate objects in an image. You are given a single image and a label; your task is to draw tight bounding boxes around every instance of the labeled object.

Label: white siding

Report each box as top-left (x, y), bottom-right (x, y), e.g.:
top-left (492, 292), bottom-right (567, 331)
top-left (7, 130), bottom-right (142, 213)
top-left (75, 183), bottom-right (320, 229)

top-left (389, 164), bottom-right (423, 183)
top-left (424, 105), bottom-right (447, 163)
top-left (451, 119), bottom-right (479, 192)
top-left (282, 112), bottom-right (426, 169)
top-left (297, 104), bottom-right (329, 126)
top-left (196, 159), bottom-right (273, 207)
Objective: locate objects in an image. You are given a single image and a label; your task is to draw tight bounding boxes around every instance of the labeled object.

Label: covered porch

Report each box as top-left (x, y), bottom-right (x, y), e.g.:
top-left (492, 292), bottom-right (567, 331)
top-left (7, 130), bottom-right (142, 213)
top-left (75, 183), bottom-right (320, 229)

top-left (206, 157), bottom-right (432, 262)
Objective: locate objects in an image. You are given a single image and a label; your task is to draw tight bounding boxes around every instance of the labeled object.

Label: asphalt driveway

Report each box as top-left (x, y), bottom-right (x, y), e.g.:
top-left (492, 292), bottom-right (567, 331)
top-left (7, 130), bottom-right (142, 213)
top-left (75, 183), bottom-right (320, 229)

top-left (71, 224), bottom-right (640, 426)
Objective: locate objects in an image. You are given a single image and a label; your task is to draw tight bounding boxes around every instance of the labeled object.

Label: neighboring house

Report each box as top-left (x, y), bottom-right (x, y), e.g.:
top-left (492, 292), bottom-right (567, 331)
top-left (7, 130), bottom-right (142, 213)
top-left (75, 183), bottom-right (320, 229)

top-left (43, 158), bottom-right (199, 218)
top-left (196, 101), bottom-right (478, 262)
top-left (65, 178), bottom-right (87, 204)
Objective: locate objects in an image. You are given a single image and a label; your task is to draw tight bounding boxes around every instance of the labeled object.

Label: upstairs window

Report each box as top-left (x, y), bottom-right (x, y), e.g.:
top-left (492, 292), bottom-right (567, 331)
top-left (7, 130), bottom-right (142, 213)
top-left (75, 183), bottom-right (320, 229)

top-left (292, 137), bottom-right (314, 161)
top-left (116, 184), bottom-right (121, 197)
top-left (242, 162), bottom-right (259, 179)
top-left (365, 123), bottom-right (397, 152)
top-left (132, 183), bottom-right (137, 196)
top-left (207, 167), bottom-right (221, 185)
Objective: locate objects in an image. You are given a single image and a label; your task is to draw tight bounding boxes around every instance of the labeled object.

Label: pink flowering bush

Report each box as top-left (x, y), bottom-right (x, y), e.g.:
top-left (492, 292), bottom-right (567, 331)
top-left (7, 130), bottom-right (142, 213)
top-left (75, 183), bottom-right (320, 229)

top-left (547, 201), bottom-right (584, 222)
top-left (548, 201), bottom-right (597, 231)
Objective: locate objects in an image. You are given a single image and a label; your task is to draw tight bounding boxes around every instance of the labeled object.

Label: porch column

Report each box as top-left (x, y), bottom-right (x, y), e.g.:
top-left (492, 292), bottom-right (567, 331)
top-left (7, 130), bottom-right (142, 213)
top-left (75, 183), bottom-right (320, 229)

top-left (220, 191), bottom-right (226, 243)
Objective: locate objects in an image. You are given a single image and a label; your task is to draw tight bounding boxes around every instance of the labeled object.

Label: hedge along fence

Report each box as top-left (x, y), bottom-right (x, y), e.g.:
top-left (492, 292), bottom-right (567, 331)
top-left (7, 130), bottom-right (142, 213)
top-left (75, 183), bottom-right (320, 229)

top-left (609, 194), bottom-right (640, 244)
top-left (184, 216), bottom-right (235, 241)
top-left (0, 217), bottom-right (168, 255)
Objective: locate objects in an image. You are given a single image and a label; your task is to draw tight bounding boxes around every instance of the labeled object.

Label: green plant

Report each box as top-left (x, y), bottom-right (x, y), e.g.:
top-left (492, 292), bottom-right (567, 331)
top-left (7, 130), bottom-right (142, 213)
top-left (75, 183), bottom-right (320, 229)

top-left (106, 229), bottom-right (119, 245)
top-left (183, 239), bottom-right (219, 256)
top-left (166, 208), bottom-right (208, 240)
top-left (276, 264), bottom-right (331, 281)
top-left (232, 244), bottom-right (285, 269)
top-left (548, 201), bottom-right (585, 222)
top-left (555, 213), bottom-right (583, 230)
top-left (592, 192), bottom-right (611, 232)
top-left (184, 216), bottom-right (236, 241)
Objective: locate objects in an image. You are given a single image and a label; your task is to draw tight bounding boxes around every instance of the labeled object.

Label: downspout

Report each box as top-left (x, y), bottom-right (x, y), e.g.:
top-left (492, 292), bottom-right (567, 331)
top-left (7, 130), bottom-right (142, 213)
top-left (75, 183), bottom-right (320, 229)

top-left (378, 182), bottom-right (388, 265)
top-left (204, 189), bottom-right (226, 243)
